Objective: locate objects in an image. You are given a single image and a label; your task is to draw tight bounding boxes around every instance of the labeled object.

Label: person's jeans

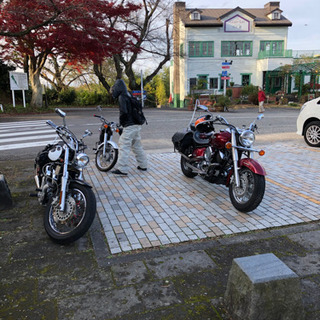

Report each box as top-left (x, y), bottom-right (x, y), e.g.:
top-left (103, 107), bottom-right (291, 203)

top-left (116, 125), bottom-right (148, 173)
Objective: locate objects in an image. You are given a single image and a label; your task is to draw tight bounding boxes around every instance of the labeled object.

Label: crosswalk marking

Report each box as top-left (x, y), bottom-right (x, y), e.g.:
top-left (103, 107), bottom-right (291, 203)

top-left (0, 120), bottom-right (58, 151)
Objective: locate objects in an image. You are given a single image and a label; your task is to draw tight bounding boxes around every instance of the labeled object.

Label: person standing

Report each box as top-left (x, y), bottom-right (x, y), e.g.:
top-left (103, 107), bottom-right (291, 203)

top-left (258, 86), bottom-right (266, 113)
top-left (110, 79), bottom-right (148, 176)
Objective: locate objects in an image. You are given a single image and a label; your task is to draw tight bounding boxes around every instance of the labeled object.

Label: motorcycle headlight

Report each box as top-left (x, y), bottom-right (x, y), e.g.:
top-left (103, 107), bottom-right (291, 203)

top-left (76, 153), bottom-right (90, 168)
top-left (239, 130), bottom-right (255, 147)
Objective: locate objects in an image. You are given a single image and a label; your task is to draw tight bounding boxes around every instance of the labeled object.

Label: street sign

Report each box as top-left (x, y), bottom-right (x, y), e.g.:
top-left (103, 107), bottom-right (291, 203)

top-left (222, 62), bottom-right (231, 66)
top-left (132, 90), bottom-right (147, 101)
top-left (222, 70), bottom-right (228, 76)
top-left (221, 77), bottom-right (230, 80)
top-left (9, 72), bottom-right (28, 91)
top-left (132, 90), bottom-right (146, 95)
top-left (9, 72), bottom-right (28, 108)
top-left (222, 65), bottom-right (230, 69)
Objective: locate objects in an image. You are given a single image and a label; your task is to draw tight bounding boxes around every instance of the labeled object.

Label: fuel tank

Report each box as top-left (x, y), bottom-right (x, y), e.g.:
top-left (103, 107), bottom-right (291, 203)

top-left (210, 131), bottom-right (231, 149)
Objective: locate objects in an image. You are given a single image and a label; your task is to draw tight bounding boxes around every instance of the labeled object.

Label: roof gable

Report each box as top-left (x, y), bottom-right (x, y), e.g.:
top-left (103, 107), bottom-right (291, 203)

top-left (178, 4), bottom-right (292, 28)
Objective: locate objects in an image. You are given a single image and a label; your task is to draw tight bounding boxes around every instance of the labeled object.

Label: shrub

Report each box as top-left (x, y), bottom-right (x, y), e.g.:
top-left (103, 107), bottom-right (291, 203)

top-left (226, 88), bottom-right (233, 98)
top-left (216, 95), bottom-right (231, 110)
top-left (58, 88), bottom-right (76, 105)
top-left (241, 84), bottom-right (258, 105)
top-left (45, 88), bottom-right (59, 105)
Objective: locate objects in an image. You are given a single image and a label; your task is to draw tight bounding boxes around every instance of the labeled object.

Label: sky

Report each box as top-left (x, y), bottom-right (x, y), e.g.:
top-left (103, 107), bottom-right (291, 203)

top-left (185, 0), bottom-right (320, 51)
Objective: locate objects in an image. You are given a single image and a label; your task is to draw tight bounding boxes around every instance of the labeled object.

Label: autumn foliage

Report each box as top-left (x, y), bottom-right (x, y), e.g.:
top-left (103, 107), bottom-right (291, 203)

top-left (0, 0), bottom-right (141, 107)
top-left (0, 0), bottom-right (140, 63)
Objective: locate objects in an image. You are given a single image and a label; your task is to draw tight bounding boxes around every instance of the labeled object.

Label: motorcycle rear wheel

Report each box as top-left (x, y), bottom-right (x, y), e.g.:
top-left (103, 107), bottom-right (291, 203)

top-left (229, 167), bottom-right (265, 213)
top-left (95, 143), bottom-right (118, 171)
top-left (44, 183), bottom-right (96, 244)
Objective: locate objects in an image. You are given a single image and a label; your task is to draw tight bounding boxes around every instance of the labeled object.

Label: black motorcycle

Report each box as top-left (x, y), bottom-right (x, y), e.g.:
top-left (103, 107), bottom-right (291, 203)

top-left (33, 109), bottom-right (96, 244)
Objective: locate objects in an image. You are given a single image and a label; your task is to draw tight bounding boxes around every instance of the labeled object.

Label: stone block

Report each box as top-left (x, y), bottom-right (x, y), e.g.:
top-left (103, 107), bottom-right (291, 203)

top-left (224, 253), bottom-right (304, 320)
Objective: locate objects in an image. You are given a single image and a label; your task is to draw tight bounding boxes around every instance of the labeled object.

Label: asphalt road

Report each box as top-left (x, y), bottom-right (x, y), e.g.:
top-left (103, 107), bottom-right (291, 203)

top-left (0, 106), bottom-right (302, 161)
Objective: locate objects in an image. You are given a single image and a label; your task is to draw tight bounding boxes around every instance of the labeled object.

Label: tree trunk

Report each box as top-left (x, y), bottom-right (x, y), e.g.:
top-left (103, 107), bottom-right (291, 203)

top-left (29, 61), bottom-right (43, 108)
top-left (28, 52), bottom-right (49, 108)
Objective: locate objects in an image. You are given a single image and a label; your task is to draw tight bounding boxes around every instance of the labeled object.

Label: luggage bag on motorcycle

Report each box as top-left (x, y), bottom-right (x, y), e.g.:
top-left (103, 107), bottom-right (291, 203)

top-left (172, 131), bottom-right (193, 152)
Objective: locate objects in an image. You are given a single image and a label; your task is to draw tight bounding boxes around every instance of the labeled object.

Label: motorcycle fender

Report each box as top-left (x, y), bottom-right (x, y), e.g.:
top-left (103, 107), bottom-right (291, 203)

top-left (226, 158), bottom-right (266, 186)
top-left (70, 179), bottom-right (93, 188)
top-left (95, 141), bottom-right (118, 154)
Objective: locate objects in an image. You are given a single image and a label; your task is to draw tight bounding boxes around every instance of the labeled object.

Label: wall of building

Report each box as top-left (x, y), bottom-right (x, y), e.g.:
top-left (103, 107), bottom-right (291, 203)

top-left (171, 4), bottom-right (293, 106)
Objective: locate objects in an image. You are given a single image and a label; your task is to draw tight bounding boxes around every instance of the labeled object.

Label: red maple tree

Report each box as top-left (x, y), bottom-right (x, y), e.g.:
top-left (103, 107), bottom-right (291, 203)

top-left (0, 0), bottom-right (140, 107)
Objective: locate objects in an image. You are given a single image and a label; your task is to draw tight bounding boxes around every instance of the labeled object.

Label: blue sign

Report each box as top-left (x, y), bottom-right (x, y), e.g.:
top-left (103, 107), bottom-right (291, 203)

top-left (222, 62), bottom-right (231, 66)
top-left (222, 70), bottom-right (228, 76)
top-left (132, 90), bottom-right (146, 94)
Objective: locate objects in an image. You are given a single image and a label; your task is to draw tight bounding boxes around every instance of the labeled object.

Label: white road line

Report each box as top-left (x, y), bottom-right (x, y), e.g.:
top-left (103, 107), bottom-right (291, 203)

top-left (0, 129), bottom-right (55, 138)
top-left (0, 120), bottom-right (48, 129)
top-left (0, 134), bottom-right (57, 144)
top-left (0, 140), bottom-right (55, 151)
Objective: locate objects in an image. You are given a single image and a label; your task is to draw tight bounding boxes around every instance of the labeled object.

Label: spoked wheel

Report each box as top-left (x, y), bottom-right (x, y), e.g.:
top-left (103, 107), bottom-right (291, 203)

top-left (95, 143), bottom-right (118, 171)
top-left (304, 121), bottom-right (320, 147)
top-left (229, 167), bottom-right (265, 212)
top-left (44, 183), bottom-right (96, 244)
top-left (180, 147), bottom-right (197, 178)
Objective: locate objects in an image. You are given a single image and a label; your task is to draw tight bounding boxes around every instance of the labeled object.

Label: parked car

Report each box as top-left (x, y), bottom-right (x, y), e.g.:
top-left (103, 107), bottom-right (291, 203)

top-left (296, 97), bottom-right (320, 147)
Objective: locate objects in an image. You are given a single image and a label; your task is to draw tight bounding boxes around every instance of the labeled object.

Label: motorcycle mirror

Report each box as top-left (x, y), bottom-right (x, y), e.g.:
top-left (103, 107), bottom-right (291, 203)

top-left (83, 129), bottom-right (92, 137)
top-left (194, 99), bottom-right (208, 112)
top-left (197, 105), bottom-right (208, 111)
top-left (55, 108), bottom-right (66, 118)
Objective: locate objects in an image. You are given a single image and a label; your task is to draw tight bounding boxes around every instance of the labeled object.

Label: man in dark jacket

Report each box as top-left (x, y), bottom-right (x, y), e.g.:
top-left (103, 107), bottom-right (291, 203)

top-left (110, 79), bottom-right (147, 175)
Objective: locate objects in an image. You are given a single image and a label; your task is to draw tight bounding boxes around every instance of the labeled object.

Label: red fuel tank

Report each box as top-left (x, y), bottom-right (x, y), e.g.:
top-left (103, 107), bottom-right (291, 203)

top-left (211, 131), bottom-right (231, 149)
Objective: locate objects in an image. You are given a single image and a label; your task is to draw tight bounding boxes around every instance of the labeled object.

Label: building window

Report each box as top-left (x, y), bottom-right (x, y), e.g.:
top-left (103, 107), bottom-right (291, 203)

top-left (221, 41), bottom-right (252, 57)
top-left (190, 78), bottom-right (197, 90)
top-left (260, 41), bottom-right (283, 56)
top-left (192, 12), bottom-right (200, 20)
top-left (210, 78), bottom-right (218, 89)
top-left (189, 41), bottom-right (214, 57)
top-left (241, 74), bottom-right (251, 86)
top-left (198, 75), bottom-right (208, 89)
top-left (272, 11), bottom-right (281, 20)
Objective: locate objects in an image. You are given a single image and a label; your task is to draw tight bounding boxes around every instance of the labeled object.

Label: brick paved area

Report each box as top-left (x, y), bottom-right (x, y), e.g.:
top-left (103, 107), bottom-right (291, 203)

top-left (86, 142), bottom-right (320, 254)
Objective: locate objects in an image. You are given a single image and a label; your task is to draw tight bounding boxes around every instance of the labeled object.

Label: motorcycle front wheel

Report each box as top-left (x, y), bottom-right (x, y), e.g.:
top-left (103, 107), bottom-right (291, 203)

top-left (44, 183), bottom-right (96, 244)
top-left (229, 167), bottom-right (265, 213)
top-left (95, 143), bottom-right (118, 171)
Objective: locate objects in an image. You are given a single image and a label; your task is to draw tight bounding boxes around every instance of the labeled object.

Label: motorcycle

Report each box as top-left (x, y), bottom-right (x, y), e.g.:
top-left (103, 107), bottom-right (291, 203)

top-left (172, 100), bottom-right (266, 212)
top-left (93, 106), bottom-right (122, 172)
top-left (33, 108), bottom-right (96, 244)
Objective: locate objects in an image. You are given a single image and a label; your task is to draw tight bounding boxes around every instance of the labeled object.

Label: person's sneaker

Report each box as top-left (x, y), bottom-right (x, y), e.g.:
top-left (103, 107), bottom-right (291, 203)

top-left (137, 166), bottom-right (147, 171)
top-left (112, 169), bottom-right (128, 176)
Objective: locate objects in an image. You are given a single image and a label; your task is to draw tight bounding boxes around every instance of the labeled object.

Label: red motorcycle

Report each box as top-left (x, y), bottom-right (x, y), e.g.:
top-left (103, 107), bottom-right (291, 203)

top-left (172, 101), bottom-right (266, 212)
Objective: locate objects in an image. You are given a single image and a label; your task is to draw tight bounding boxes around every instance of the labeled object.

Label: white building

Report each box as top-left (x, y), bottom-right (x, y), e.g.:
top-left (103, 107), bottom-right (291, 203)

top-left (171, 1), bottom-right (293, 108)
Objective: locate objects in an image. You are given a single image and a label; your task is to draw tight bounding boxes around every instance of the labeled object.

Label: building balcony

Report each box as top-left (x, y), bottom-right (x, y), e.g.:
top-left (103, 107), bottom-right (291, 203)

top-left (258, 49), bottom-right (293, 59)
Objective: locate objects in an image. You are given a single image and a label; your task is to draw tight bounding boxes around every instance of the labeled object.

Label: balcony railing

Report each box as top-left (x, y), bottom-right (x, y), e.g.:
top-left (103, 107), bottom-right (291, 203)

top-left (258, 49), bottom-right (292, 59)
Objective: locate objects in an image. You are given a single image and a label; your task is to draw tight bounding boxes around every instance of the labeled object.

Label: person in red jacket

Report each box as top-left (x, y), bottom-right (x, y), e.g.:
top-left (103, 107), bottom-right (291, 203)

top-left (258, 87), bottom-right (266, 113)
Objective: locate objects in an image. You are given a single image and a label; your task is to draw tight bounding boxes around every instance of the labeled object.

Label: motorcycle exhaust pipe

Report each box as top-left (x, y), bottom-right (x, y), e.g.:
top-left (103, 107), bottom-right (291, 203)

top-left (34, 175), bottom-right (40, 189)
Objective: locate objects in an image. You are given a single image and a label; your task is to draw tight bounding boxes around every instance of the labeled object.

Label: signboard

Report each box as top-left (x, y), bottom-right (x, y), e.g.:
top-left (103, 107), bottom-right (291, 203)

top-left (221, 70), bottom-right (228, 77)
top-left (132, 90), bottom-right (147, 101)
top-left (221, 77), bottom-right (230, 80)
top-left (9, 72), bottom-right (28, 90)
top-left (222, 65), bottom-right (230, 69)
top-left (225, 14), bottom-right (250, 33)
top-left (9, 72), bottom-right (28, 108)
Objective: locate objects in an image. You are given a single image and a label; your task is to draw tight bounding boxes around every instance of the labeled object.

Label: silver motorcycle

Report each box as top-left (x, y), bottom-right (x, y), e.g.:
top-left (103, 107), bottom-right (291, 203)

top-left (93, 106), bottom-right (122, 171)
top-left (33, 109), bottom-right (96, 244)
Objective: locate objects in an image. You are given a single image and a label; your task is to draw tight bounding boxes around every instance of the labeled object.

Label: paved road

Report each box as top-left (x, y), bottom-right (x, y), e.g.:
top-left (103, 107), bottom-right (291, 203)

top-left (0, 106), bottom-right (301, 161)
